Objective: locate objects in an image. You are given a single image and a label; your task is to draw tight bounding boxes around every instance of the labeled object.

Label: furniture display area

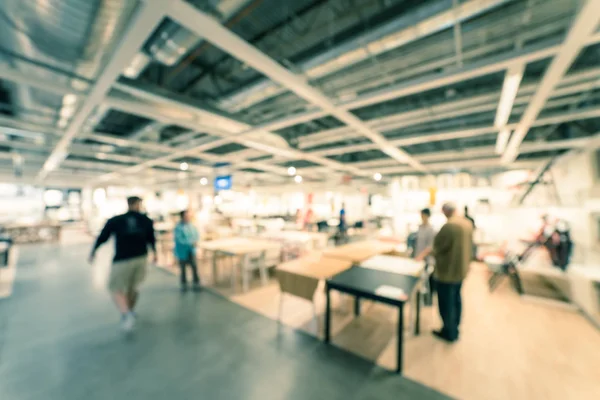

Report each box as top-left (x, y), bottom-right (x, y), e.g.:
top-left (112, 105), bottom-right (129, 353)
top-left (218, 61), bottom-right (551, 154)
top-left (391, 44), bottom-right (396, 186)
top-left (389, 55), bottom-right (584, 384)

top-left (324, 265), bottom-right (420, 375)
top-left (262, 231), bottom-right (329, 260)
top-left (276, 253), bottom-right (353, 327)
top-left (199, 237), bottom-right (282, 292)
top-left (1, 222), bottom-right (62, 244)
top-left (323, 240), bottom-right (398, 263)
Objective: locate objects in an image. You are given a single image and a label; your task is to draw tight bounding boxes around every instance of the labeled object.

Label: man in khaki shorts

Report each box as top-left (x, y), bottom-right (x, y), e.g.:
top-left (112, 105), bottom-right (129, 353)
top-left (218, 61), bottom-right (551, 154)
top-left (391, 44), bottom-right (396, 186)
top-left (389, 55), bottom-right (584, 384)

top-left (89, 196), bottom-right (157, 333)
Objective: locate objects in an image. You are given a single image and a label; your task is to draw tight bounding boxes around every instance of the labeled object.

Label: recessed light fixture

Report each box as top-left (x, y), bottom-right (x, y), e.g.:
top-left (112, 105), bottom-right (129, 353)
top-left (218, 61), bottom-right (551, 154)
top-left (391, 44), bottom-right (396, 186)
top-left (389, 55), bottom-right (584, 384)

top-left (374, 172), bottom-right (382, 181)
top-left (200, 177), bottom-right (208, 186)
top-left (288, 166), bottom-right (296, 176)
top-left (63, 94), bottom-right (77, 105)
top-left (295, 175), bottom-right (303, 183)
top-left (180, 162), bottom-right (189, 171)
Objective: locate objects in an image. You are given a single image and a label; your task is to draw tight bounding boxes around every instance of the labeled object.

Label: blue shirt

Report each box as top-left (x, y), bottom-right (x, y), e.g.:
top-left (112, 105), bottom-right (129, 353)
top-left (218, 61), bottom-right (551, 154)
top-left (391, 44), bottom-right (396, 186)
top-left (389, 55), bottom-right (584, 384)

top-left (339, 209), bottom-right (346, 228)
top-left (174, 222), bottom-right (199, 260)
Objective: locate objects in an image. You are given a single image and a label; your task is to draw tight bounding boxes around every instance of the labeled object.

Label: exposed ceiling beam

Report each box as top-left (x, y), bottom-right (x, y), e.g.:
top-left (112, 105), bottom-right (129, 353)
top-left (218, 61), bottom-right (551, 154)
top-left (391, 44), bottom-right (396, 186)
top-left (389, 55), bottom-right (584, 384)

top-left (284, 106), bottom-right (600, 160)
top-left (347, 136), bottom-right (593, 168)
top-left (297, 66), bottom-right (600, 149)
top-left (35, 1), bottom-right (166, 181)
top-left (251, 31), bottom-right (600, 134)
top-left (103, 90), bottom-right (370, 178)
top-left (0, 65), bottom-right (86, 97)
top-left (166, 0), bottom-right (426, 171)
top-left (502, 0), bottom-right (600, 163)
top-left (494, 63), bottom-right (525, 154)
top-left (367, 158), bottom-right (548, 175)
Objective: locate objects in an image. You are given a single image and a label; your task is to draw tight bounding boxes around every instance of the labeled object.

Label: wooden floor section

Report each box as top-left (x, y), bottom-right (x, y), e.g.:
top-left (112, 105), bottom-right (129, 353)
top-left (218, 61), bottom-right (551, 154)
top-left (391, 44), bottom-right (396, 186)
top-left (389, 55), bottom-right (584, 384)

top-left (197, 259), bottom-right (600, 400)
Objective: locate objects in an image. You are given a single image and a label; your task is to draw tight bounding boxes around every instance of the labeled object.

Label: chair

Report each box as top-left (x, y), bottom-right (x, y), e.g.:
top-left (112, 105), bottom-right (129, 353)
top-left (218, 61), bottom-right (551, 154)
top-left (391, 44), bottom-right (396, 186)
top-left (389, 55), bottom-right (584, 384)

top-left (235, 251), bottom-right (268, 292)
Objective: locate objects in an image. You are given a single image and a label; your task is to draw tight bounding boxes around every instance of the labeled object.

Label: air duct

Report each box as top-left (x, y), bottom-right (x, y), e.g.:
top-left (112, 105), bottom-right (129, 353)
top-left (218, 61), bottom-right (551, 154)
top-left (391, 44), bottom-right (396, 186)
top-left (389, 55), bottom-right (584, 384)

top-left (147, 0), bottom-right (253, 67)
top-left (0, 0), bottom-right (138, 126)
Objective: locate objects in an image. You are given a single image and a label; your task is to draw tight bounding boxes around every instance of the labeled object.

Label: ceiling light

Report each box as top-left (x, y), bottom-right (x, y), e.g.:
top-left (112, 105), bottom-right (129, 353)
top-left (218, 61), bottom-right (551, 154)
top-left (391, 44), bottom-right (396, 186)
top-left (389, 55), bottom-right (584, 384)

top-left (495, 128), bottom-right (511, 155)
top-left (288, 166), bottom-right (296, 176)
top-left (200, 177), bottom-right (208, 186)
top-left (373, 172), bottom-right (382, 181)
top-left (180, 162), bottom-right (189, 171)
top-left (294, 175), bottom-right (303, 183)
top-left (63, 94), bottom-right (77, 106)
top-left (495, 64), bottom-right (524, 128)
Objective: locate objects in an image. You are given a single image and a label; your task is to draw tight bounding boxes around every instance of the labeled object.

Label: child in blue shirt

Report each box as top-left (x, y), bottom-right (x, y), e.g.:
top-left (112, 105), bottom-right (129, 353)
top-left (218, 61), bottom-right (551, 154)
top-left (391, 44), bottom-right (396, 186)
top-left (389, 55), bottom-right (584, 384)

top-left (174, 210), bottom-right (200, 292)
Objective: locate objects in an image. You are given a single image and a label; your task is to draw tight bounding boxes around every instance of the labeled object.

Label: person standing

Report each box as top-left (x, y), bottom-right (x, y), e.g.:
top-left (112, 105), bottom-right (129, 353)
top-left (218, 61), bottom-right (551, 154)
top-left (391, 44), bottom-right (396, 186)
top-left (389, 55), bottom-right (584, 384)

top-left (414, 208), bottom-right (437, 305)
top-left (432, 202), bottom-right (473, 343)
top-left (338, 202), bottom-right (347, 243)
top-left (89, 196), bottom-right (156, 333)
top-left (464, 206), bottom-right (477, 260)
top-left (414, 208), bottom-right (436, 262)
top-left (174, 210), bottom-right (201, 292)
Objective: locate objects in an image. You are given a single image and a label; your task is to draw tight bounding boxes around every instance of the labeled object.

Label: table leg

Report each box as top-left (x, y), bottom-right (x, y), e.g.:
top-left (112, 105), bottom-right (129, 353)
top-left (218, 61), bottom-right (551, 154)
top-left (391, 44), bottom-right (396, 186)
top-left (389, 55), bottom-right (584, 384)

top-left (354, 296), bottom-right (361, 317)
top-left (241, 254), bottom-right (249, 293)
top-left (397, 304), bottom-right (404, 374)
top-left (212, 250), bottom-right (218, 284)
top-left (324, 285), bottom-right (331, 343)
top-left (414, 291), bottom-right (421, 336)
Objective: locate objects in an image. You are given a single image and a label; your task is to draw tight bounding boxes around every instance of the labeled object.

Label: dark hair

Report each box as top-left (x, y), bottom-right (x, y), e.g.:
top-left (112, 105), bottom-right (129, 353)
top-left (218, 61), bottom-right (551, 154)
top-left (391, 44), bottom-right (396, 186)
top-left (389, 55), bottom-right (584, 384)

top-left (421, 208), bottom-right (431, 217)
top-left (127, 196), bottom-right (142, 207)
top-left (464, 206), bottom-right (469, 214)
top-left (180, 210), bottom-right (188, 219)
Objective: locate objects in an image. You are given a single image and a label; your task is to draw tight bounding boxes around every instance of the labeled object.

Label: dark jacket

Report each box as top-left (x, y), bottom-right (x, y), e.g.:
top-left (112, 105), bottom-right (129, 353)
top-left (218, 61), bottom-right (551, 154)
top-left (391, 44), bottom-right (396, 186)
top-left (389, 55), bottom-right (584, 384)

top-left (92, 211), bottom-right (156, 262)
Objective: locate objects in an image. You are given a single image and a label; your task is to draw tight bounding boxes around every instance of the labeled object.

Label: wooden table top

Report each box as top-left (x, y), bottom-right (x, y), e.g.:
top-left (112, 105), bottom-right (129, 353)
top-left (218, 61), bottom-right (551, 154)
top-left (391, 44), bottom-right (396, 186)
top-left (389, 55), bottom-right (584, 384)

top-left (276, 252), bottom-right (353, 280)
top-left (199, 237), bottom-right (281, 255)
top-left (359, 255), bottom-right (424, 277)
top-left (323, 240), bottom-right (397, 263)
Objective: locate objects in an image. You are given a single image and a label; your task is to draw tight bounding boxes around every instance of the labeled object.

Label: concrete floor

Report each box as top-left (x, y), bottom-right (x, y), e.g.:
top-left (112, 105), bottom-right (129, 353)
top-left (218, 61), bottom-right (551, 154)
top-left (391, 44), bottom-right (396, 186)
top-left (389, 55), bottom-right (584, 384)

top-left (0, 243), bottom-right (449, 400)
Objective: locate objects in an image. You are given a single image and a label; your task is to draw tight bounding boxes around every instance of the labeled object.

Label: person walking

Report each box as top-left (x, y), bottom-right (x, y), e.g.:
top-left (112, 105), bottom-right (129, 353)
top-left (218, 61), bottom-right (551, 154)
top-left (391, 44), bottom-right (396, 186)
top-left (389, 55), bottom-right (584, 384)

top-left (174, 210), bottom-right (201, 292)
top-left (89, 196), bottom-right (156, 333)
top-left (431, 202), bottom-right (473, 343)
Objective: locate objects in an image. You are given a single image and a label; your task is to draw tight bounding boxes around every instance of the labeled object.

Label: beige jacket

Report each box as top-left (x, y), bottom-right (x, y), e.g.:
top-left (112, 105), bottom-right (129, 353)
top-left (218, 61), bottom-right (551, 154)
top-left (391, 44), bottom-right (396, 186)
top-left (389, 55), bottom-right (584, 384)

top-left (433, 216), bottom-right (473, 283)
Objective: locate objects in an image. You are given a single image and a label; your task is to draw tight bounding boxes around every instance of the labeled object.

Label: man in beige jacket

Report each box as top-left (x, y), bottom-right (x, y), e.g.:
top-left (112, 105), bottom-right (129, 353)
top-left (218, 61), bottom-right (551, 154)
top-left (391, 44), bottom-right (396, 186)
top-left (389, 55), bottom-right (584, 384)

top-left (432, 202), bottom-right (473, 342)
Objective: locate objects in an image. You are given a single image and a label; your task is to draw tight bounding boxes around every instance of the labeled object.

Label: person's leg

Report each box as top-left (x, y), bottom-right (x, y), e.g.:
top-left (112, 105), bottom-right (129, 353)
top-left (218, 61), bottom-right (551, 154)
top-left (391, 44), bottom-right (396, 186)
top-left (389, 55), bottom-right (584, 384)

top-left (127, 291), bottom-right (139, 310)
top-left (455, 282), bottom-right (463, 337)
top-left (128, 257), bottom-right (147, 311)
top-left (436, 281), bottom-right (451, 336)
top-left (179, 259), bottom-right (188, 289)
top-left (112, 292), bottom-right (130, 314)
top-left (444, 283), bottom-right (460, 341)
top-left (189, 256), bottom-right (200, 287)
top-left (109, 260), bottom-right (137, 332)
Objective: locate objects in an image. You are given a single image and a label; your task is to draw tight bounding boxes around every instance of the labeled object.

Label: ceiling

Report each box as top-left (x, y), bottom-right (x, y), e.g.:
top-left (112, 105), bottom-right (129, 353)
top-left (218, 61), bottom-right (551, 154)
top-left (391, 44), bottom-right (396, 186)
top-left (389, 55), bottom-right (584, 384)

top-left (0, 0), bottom-right (598, 189)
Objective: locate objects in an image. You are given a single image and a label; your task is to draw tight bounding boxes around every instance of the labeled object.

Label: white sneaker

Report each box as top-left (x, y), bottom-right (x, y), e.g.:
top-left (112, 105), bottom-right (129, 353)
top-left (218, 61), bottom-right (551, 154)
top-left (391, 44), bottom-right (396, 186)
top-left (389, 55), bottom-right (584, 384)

top-left (121, 313), bottom-right (135, 333)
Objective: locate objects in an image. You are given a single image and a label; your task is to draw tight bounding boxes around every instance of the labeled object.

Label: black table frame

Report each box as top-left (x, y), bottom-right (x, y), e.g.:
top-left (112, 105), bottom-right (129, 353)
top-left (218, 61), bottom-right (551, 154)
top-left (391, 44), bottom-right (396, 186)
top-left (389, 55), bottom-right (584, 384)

top-left (324, 278), bottom-right (421, 374)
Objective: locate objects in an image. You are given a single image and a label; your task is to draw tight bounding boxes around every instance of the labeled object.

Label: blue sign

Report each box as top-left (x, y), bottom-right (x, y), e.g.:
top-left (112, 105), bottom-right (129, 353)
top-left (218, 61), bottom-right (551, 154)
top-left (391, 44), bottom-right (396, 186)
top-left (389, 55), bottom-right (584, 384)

top-left (214, 175), bottom-right (232, 191)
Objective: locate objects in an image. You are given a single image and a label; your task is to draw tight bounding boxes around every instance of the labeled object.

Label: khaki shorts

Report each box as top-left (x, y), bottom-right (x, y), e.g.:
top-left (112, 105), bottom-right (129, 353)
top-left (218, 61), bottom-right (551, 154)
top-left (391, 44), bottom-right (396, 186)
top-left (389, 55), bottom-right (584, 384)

top-left (109, 256), bottom-right (147, 293)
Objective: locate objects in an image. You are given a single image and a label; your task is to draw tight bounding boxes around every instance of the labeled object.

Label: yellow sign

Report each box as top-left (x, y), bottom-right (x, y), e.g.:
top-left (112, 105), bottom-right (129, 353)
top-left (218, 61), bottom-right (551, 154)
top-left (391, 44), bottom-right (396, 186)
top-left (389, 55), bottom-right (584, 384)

top-left (429, 187), bottom-right (437, 206)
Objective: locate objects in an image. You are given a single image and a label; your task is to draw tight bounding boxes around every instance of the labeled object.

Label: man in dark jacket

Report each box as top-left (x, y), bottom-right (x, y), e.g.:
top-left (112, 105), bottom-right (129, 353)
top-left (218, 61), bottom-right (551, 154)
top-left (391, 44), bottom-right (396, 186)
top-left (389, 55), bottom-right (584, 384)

top-left (89, 196), bottom-right (156, 333)
top-left (432, 202), bottom-right (473, 343)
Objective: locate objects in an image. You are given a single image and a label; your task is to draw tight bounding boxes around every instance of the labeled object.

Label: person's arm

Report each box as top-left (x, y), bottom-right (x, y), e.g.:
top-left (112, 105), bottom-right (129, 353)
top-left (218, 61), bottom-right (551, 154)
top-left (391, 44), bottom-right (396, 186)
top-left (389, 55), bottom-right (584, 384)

top-left (191, 225), bottom-right (200, 244)
top-left (415, 246), bottom-right (433, 261)
top-left (89, 218), bottom-right (113, 263)
top-left (415, 229), bottom-right (436, 261)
